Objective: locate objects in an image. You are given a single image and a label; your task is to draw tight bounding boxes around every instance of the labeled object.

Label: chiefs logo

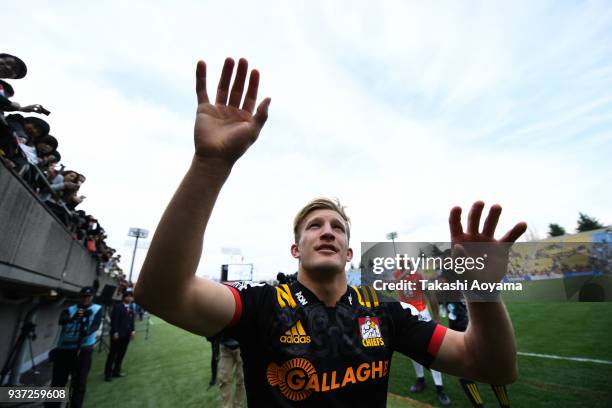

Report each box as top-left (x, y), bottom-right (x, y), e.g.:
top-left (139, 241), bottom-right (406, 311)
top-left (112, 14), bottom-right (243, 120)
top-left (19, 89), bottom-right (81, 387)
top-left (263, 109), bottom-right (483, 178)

top-left (358, 316), bottom-right (385, 347)
top-left (267, 358), bottom-right (317, 401)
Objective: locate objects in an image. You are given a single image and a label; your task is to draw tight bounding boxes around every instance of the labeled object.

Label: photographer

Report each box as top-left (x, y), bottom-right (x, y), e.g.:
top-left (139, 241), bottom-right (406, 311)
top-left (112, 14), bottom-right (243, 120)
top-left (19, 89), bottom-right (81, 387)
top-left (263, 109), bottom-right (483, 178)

top-left (104, 289), bottom-right (135, 381)
top-left (47, 287), bottom-right (102, 408)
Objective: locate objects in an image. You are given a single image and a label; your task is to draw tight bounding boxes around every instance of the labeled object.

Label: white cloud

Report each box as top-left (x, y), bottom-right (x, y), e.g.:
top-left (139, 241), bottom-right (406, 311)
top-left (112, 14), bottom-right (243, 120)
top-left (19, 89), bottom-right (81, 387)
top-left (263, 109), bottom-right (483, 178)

top-left (4, 0), bottom-right (611, 281)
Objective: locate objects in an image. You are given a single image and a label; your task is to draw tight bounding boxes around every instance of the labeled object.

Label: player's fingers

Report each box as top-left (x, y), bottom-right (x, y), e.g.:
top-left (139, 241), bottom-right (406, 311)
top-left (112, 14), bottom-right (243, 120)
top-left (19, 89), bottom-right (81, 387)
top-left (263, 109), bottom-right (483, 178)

top-left (449, 206), bottom-right (463, 239)
top-left (195, 60), bottom-right (209, 105)
top-left (482, 204), bottom-right (502, 238)
top-left (215, 57), bottom-right (235, 105)
top-left (253, 97), bottom-right (271, 132)
top-left (467, 201), bottom-right (485, 235)
top-left (242, 70), bottom-right (260, 114)
top-left (500, 222), bottom-right (528, 243)
top-left (228, 58), bottom-right (248, 108)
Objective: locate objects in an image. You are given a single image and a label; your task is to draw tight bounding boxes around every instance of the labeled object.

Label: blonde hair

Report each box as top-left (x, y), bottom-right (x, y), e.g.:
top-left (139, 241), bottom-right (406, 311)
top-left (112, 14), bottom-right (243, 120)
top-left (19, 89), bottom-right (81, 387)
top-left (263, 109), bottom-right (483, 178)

top-left (293, 198), bottom-right (351, 243)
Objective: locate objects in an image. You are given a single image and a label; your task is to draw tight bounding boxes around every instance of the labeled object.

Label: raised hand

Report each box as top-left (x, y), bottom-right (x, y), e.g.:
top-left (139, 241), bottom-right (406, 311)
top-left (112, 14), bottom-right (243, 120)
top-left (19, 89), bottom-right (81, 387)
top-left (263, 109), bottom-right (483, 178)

top-left (193, 57), bottom-right (271, 165)
top-left (448, 201), bottom-right (527, 285)
top-left (21, 104), bottom-right (50, 115)
top-left (449, 201), bottom-right (527, 245)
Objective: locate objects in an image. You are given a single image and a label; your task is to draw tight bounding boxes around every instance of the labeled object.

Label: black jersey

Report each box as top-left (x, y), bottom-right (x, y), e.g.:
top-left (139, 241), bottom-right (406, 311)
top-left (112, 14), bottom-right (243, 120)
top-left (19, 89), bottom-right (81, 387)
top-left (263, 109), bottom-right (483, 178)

top-left (223, 280), bottom-right (447, 407)
top-left (446, 300), bottom-right (469, 332)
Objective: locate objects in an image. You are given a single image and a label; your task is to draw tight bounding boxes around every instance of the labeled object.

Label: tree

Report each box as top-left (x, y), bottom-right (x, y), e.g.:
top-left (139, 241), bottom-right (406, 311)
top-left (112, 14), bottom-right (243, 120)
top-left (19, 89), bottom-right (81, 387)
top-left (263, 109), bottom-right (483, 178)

top-left (576, 213), bottom-right (604, 232)
top-left (548, 223), bottom-right (566, 237)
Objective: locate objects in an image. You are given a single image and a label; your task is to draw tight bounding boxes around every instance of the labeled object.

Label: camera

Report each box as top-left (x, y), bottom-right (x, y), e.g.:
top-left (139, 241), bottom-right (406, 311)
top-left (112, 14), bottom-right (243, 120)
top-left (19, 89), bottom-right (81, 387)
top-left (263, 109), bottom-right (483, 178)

top-left (77, 307), bottom-right (92, 319)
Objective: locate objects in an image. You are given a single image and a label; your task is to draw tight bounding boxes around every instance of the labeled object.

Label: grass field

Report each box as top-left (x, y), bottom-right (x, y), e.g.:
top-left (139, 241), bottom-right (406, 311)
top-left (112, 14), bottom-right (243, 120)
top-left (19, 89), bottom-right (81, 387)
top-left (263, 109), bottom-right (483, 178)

top-left (389, 302), bottom-right (612, 407)
top-left (84, 302), bottom-right (612, 407)
top-left (84, 318), bottom-right (222, 407)
top-left (502, 275), bottom-right (612, 302)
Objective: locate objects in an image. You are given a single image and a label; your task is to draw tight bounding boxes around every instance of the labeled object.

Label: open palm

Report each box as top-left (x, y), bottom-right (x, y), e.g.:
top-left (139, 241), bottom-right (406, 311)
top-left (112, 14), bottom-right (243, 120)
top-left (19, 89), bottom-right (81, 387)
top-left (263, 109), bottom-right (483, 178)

top-left (448, 201), bottom-right (527, 284)
top-left (193, 58), bottom-right (271, 164)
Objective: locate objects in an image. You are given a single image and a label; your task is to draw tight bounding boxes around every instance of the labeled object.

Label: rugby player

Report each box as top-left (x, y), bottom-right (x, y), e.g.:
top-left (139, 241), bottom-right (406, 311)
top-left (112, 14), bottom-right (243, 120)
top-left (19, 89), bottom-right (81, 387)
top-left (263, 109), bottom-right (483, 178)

top-left (393, 268), bottom-right (450, 405)
top-left (135, 57), bottom-right (527, 407)
top-left (438, 269), bottom-right (511, 408)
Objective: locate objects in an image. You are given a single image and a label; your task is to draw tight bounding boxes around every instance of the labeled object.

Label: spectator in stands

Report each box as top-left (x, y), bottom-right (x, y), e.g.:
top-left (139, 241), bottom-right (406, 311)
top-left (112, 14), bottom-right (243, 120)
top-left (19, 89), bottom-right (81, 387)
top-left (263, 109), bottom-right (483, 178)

top-left (40, 169), bottom-right (79, 204)
top-left (0, 53), bottom-right (27, 79)
top-left (0, 54), bottom-right (122, 288)
top-left (87, 216), bottom-right (100, 235)
top-left (60, 169), bottom-right (87, 209)
top-left (36, 134), bottom-right (57, 155)
top-left (0, 79), bottom-right (50, 115)
top-left (22, 116), bottom-right (50, 144)
top-left (46, 287), bottom-right (102, 408)
top-left (2, 115), bottom-right (37, 169)
top-left (0, 79), bottom-right (13, 97)
top-left (0, 118), bottom-right (20, 164)
top-left (34, 135), bottom-right (58, 169)
top-left (38, 163), bottom-right (65, 202)
top-left (38, 149), bottom-right (61, 168)
top-left (1, 115), bottom-right (52, 178)
top-left (104, 289), bottom-right (136, 381)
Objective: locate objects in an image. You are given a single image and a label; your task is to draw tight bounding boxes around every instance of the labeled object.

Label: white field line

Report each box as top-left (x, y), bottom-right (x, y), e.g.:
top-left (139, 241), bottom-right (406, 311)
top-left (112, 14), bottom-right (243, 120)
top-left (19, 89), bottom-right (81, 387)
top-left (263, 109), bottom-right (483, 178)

top-left (518, 351), bottom-right (612, 365)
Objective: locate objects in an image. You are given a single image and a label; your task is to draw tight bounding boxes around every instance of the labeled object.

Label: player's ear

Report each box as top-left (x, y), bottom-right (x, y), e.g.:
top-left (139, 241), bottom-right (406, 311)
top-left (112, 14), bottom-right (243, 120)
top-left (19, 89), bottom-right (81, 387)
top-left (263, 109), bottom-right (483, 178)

top-left (346, 248), bottom-right (353, 262)
top-left (291, 243), bottom-right (300, 259)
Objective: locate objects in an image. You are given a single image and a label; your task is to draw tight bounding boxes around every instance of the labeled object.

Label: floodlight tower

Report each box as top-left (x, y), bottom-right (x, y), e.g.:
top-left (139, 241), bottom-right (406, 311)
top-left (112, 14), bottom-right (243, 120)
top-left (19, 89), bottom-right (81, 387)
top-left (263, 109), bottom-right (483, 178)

top-left (386, 231), bottom-right (398, 256)
top-left (128, 227), bottom-right (149, 283)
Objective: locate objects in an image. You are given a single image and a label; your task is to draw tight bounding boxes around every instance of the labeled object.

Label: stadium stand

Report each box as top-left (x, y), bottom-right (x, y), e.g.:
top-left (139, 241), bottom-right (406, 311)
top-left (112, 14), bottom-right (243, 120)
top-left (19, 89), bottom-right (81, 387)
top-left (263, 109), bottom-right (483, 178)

top-left (1, 53), bottom-right (124, 386)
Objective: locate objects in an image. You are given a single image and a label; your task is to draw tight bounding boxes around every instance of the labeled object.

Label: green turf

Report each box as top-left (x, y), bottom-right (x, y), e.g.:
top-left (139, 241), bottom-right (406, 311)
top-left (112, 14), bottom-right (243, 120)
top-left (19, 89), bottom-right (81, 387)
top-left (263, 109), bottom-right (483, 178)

top-left (84, 317), bottom-right (222, 407)
top-left (84, 301), bottom-right (612, 407)
top-left (388, 302), bottom-right (612, 407)
top-left (502, 275), bottom-right (612, 302)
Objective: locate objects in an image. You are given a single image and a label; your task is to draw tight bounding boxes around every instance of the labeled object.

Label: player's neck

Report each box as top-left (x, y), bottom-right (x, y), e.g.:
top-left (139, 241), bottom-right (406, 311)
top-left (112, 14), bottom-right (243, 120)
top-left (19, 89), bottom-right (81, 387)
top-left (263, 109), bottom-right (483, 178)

top-left (297, 269), bottom-right (347, 307)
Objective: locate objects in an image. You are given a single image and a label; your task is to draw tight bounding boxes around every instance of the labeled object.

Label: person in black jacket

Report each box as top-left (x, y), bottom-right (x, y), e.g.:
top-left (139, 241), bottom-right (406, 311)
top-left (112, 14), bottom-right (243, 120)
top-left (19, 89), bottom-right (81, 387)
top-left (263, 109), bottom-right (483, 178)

top-left (104, 289), bottom-right (135, 381)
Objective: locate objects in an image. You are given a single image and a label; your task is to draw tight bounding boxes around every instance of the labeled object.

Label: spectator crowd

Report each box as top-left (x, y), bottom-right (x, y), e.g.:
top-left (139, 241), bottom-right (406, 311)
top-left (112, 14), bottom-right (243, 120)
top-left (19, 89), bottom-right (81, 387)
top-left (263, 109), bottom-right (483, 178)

top-left (0, 52), bottom-right (124, 282)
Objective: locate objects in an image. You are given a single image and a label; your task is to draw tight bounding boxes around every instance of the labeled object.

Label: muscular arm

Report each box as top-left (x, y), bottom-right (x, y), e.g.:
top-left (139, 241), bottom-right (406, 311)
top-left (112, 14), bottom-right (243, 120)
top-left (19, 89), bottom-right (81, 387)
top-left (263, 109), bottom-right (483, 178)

top-left (430, 201), bottom-right (526, 384)
top-left (135, 158), bottom-right (236, 336)
top-left (135, 58), bottom-right (270, 337)
top-left (431, 300), bottom-right (517, 384)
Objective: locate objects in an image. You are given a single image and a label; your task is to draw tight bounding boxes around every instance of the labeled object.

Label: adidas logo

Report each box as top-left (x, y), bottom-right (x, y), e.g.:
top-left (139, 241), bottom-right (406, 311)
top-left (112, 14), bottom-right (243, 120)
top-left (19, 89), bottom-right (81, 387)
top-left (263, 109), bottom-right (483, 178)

top-left (279, 321), bottom-right (311, 344)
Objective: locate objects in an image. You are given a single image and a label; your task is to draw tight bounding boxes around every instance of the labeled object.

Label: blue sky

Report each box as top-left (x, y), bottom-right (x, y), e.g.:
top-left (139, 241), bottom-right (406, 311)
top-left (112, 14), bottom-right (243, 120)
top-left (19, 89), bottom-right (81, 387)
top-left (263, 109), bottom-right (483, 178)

top-left (5, 0), bottom-right (611, 280)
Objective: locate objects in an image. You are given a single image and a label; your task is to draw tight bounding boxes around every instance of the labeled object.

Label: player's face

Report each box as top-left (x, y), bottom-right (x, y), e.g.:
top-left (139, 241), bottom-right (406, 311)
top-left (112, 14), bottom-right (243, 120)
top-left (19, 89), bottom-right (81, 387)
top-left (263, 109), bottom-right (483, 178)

top-left (291, 209), bottom-right (353, 274)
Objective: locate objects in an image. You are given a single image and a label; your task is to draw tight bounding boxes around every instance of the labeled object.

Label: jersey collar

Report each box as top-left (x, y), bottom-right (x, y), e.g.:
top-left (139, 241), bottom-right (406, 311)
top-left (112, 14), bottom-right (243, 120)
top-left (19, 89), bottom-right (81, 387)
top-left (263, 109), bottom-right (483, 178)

top-left (291, 280), bottom-right (355, 307)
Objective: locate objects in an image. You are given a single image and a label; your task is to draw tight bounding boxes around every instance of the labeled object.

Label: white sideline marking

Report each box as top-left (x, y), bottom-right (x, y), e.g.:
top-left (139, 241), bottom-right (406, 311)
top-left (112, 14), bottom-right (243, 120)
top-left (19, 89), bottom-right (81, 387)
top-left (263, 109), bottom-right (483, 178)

top-left (518, 351), bottom-right (612, 365)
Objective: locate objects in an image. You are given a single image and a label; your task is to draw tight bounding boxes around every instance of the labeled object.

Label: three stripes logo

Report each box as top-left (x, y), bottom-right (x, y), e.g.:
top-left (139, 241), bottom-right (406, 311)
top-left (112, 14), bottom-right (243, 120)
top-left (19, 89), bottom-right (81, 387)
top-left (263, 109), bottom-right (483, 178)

top-left (279, 321), bottom-right (311, 344)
